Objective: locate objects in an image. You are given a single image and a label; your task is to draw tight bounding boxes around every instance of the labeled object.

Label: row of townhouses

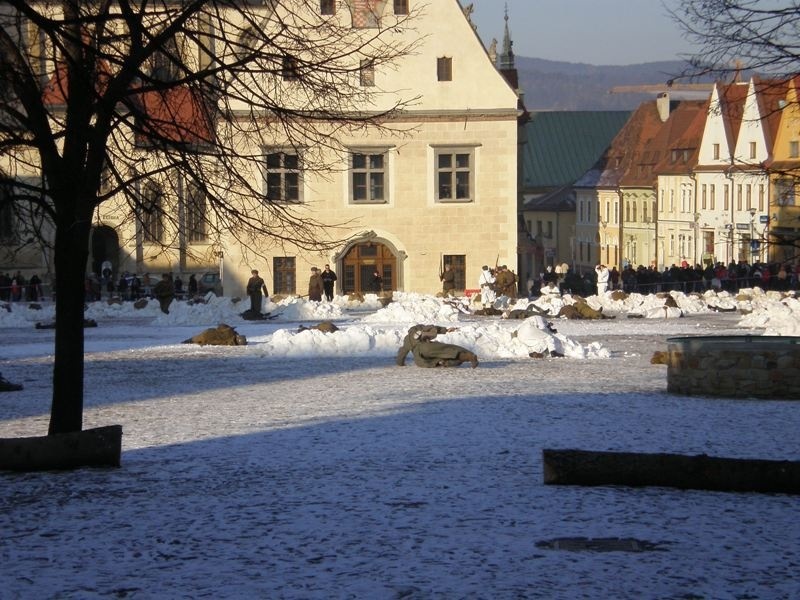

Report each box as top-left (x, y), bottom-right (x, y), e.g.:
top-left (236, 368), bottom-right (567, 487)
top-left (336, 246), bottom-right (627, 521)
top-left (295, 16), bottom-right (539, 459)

top-left (525, 77), bottom-right (800, 280)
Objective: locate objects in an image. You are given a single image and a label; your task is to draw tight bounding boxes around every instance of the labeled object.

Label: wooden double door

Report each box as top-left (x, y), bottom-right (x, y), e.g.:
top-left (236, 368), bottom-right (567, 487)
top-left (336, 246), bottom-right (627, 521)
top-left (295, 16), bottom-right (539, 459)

top-left (341, 242), bottom-right (396, 294)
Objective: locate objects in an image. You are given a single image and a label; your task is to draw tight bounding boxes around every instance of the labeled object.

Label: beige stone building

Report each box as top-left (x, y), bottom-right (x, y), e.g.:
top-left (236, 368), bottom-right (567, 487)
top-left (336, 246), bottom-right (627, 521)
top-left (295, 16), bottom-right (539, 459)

top-left (91, 1), bottom-right (522, 299)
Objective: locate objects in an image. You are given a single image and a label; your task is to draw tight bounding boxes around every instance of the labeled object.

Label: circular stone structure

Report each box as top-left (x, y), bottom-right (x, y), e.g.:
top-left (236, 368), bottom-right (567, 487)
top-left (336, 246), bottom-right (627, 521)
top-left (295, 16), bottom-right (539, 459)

top-left (666, 335), bottom-right (800, 400)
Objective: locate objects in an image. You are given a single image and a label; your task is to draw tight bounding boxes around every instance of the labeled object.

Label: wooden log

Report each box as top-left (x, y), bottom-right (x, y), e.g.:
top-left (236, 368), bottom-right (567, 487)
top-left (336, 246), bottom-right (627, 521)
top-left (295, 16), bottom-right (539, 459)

top-left (542, 448), bottom-right (800, 495)
top-left (0, 425), bottom-right (122, 472)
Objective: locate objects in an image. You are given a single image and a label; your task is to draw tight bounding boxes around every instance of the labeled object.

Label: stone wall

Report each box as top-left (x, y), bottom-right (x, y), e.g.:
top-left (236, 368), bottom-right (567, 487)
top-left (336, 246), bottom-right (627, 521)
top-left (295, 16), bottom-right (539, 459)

top-left (666, 336), bottom-right (800, 400)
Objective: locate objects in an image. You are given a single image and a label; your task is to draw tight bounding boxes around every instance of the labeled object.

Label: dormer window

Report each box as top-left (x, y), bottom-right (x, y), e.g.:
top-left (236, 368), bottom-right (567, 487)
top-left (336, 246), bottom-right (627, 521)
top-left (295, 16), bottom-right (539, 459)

top-left (749, 141), bottom-right (757, 159)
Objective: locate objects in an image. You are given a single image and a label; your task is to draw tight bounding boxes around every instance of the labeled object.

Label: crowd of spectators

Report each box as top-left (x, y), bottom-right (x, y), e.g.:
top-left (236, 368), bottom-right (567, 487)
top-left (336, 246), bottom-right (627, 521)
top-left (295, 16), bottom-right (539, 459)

top-left (535, 260), bottom-right (799, 298)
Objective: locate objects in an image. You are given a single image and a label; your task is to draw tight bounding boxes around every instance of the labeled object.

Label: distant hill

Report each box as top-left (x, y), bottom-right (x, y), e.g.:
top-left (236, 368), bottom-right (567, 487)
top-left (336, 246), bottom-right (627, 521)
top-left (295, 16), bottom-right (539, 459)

top-left (514, 57), bottom-right (716, 111)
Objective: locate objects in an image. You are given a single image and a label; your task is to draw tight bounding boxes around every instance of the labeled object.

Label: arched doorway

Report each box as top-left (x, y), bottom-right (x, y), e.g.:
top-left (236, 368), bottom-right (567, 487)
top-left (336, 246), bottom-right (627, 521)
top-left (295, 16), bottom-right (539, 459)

top-left (90, 225), bottom-right (119, 276)
top-left (341, 241), bottom-right (397, 293)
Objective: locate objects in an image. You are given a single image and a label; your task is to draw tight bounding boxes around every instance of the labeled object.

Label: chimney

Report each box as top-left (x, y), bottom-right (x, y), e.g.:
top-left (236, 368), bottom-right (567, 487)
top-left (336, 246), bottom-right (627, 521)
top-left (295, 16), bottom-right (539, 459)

top-left (657, 92), bottom-right (670, 122)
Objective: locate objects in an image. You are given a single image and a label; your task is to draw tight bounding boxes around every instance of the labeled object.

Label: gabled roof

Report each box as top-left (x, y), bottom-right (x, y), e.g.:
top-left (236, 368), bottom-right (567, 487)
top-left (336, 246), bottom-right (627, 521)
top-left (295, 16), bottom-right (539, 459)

top-left (574, 101), bottom-right (663, 189)
top-left (650, 99), bottom-right (708, 177)
top-left (716, 81), bottom-right (749, 149)
top-left (521, 111), bottom-right (630, 189)
top-left (754, 76), bottom-right (793, 154)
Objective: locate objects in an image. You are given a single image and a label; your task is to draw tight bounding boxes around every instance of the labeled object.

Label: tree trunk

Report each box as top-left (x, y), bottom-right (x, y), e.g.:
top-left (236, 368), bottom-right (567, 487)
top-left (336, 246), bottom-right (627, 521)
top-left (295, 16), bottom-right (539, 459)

top-left (542, 449), bottom-right (800, 495)
top-left (48, 214), bottom-right (92, 435)
top-left (0, 425), bottom-right (122, 471)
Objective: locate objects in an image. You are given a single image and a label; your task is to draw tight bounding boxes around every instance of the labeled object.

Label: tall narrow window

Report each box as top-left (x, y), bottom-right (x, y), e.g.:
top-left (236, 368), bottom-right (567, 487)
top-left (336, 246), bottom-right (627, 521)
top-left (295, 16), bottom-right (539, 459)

top-left (710, 184), bottom-right (716, 210)
top-left (142, 183), bottom-right (165, 243)
top-left (265, 150), bottom-right (302, 203)
top-left (359, 59), bottom-right (375, 87)
top-left (701, 184), bottom-right (707, 209)
top-left (435, 149), bottom-right (473, 202)
top-left (712, 143), bottom-right (720, 160)
top-left (737, 184), bottom-right (743, 211)
top-left (724, 184), bottom-right (730, 210)
top-left (394, 0), bottom-right (409, 14)
top-left (320, 0), bottom-right (335, 15)
top-left (282, 55), bottom-right (298, 80)
top-left (790, 140), bottom-right (799, 158)
top-left (746, 184), bottom-right (752, 210)
top-left (437, 56), bottom-right (452, 82)
top-left (351, 151), bottom-right (386, 203)
top-left (749, 141), bottom-right (757, 159)
top-left (273, 257), bottom-right (296, 294)
top-left (186, 182), bottom-right (207, 242)
top-left (758, 184), bottom-right (765, 211)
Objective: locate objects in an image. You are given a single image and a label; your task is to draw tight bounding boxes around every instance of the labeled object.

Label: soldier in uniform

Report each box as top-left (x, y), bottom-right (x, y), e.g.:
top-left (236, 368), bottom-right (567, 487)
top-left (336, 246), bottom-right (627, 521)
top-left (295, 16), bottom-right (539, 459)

top-left (246, 269), bottom-right (269, 315)
top-left (152, 273), bottom-right (175, 314)
top-left (440, 264), bottom-right (456, 296)
top-left (396, 324), bottom-right (478, 368)
top-left (478, 265), bottom-right (496, 309)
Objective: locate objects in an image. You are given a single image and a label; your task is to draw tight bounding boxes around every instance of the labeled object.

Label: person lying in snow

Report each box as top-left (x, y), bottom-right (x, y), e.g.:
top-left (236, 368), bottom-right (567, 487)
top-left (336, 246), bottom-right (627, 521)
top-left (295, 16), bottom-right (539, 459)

top-left (396, 324), bottom-right (479, 368)
top-left (514, 315), bottom-right (565, 358)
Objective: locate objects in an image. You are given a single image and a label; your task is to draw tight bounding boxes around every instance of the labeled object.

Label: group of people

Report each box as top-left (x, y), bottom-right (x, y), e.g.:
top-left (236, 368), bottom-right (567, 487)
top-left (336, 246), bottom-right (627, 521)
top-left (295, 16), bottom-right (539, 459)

top-left (475, 264), bottom-right (519, 309)
top-left (531, 259), bottom-right (800, 298)
top-left (0, 271), bottom-right (42, 302)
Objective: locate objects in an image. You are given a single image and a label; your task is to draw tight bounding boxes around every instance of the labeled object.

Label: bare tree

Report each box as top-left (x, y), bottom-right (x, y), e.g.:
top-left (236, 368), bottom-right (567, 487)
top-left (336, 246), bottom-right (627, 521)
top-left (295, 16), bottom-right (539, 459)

top-left (0, 1), bottom-right (419, 437)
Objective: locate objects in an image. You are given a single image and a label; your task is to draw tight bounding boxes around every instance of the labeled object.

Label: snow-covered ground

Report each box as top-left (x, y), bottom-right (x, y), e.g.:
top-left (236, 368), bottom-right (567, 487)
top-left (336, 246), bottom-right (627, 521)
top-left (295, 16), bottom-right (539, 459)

top-left (1, 288), bottom-right (799, 599)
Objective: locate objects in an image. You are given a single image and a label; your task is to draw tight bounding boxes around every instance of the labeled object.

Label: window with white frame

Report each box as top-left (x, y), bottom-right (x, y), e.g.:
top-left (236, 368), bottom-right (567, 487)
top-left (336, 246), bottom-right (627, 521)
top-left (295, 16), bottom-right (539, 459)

top-left (712, 143), bottom-right (720, 160)
top-left (264, 150), bottom-right (302, 203)
top-left (351, 151), bottom-right (387, 203)
top-left (435, 148), bottom-right (473, 202)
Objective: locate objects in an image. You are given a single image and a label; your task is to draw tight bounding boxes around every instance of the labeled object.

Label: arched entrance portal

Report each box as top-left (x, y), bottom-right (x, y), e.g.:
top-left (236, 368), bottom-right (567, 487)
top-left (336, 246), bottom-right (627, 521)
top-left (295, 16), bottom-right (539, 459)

top-left (90, 225), bottom-right (120, 276)
top-left (341, 241), bottom-right (396, 294)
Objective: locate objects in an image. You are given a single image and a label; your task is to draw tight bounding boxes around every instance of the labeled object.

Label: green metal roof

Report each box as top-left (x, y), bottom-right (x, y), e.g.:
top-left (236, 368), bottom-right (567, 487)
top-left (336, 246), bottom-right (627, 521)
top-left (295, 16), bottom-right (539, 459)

top-left (522, 111), bottom-right (631, 190)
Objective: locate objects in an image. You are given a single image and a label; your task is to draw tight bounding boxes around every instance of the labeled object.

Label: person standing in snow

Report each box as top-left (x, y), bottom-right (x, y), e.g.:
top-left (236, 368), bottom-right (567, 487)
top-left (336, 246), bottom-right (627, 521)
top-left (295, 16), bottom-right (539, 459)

top-left (308, 267), bottom-right (324, 301)
top-left (595, 264), bottom-right (610, 296)
top-left (440, 263), bottom-right (455, 296)
top-left (320, 264), bottom-right (337, 301)
top-left (246, 269), bottom-right (269, 314)
top-left (478, 265), bottom-right (496, 309)
top-left (396, 324), bottom-right (478, 368)
top-left (152, 273), bottom-right (175, 314)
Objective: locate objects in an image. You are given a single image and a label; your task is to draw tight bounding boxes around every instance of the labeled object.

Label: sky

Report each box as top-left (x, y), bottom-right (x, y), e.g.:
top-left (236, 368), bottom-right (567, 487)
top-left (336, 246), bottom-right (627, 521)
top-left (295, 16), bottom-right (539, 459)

top-left (1, 286), bottom-right (799, 597)
top-left (470, 0), bottom-right (698, 65)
